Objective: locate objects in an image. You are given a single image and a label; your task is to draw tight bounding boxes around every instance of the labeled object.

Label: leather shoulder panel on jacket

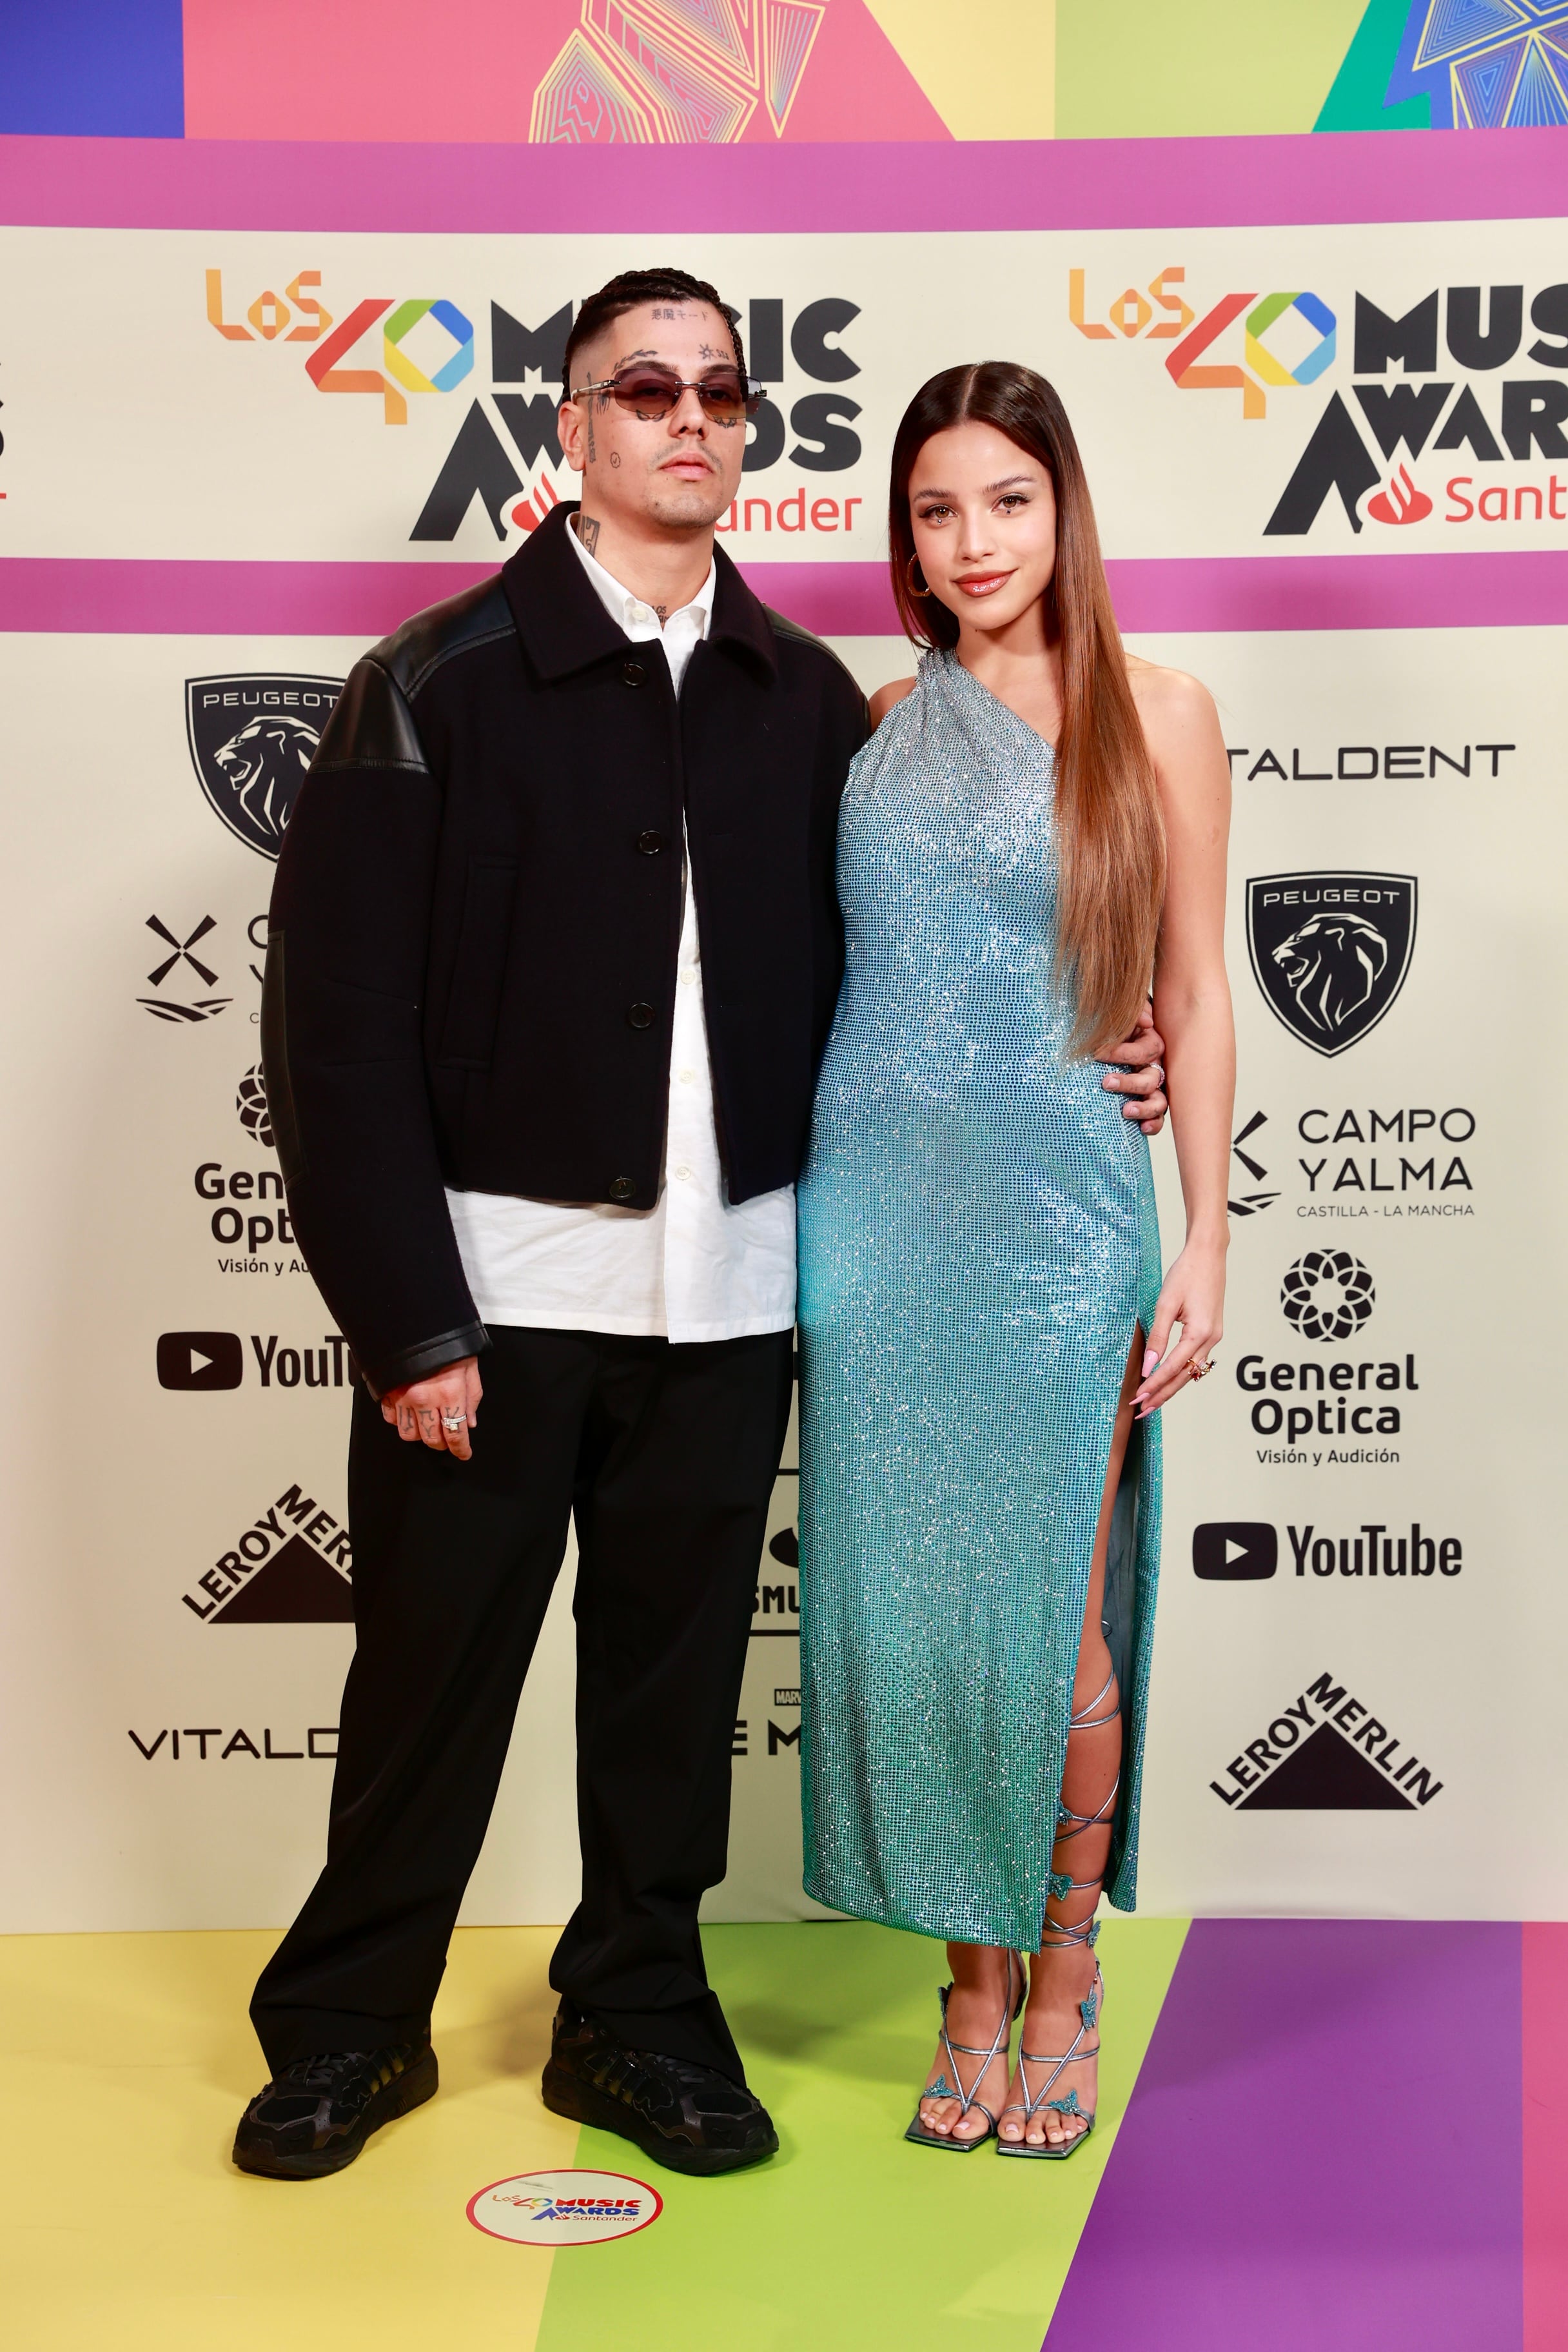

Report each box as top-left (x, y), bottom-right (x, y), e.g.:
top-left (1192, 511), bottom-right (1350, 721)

top-left (311, 656), bottom-right (428, 772)
top-left (763, 603), bottom-right (870, 709)
top-left (369, 575), bottom-right (516, 704)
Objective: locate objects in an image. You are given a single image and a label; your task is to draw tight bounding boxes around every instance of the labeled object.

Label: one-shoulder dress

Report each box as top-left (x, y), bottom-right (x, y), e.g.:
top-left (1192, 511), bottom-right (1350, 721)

top-left (796, 649), bottom-right (1162, 1950)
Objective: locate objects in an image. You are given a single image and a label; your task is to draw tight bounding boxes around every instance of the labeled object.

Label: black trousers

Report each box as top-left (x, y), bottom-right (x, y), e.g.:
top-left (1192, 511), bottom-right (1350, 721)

top-left (250, 1323), bottom-right (794, 2085)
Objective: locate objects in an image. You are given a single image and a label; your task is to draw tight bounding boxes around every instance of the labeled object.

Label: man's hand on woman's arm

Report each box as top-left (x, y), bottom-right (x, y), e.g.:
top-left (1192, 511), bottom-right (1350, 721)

top-left (1099, 1001), bottom-right (1168, 1136)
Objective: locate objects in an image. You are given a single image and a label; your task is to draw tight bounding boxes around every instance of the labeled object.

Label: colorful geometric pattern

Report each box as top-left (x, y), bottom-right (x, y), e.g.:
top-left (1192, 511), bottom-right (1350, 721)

top-left (9, 0), bottom-right (1568, 140)
top-left (762, 1), bottom-right (828, 135)
top-left (1387, 0), bottom-right (1568, 124)
top-left (8, 1916), bottom-right (1567, 2349)
top-left (531, 0), bottom-right (826, 142)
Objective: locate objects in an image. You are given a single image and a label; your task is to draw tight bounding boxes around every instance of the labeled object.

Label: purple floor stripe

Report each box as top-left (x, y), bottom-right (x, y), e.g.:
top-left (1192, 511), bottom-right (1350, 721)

top-left (1045, 1921), bottom-right (1522, 2352)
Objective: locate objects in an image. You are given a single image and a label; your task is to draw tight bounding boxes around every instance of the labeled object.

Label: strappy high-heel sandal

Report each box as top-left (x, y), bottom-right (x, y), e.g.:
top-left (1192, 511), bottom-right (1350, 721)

top-left (905, 1950), bottom-right (1022, 2153)
top-left (995, 1669), bottom-right (1119, 2159)
top-left (997, 1943), bottom-right (1104, 2160)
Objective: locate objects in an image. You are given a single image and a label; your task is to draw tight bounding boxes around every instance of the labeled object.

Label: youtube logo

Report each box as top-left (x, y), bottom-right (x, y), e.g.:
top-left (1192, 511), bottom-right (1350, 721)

top-left (1192, 1521), bottom-right (1278, 1581)
top-left (157, 1331), bottom-right (244, 1391)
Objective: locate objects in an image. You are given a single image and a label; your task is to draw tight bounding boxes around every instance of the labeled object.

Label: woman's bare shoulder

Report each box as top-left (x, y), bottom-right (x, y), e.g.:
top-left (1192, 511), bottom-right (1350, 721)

top-left (1124, 654), bottom-right (1218, 754)
top-left (868, 676), bottom-right (918, 728)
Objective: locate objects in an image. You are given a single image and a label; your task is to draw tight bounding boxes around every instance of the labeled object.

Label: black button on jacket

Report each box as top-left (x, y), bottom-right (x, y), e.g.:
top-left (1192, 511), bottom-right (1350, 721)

top-left (262, 502), bottom-right (868, 1398)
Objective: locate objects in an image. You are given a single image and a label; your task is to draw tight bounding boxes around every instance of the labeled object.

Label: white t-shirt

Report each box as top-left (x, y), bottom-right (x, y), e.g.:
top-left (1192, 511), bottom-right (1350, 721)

top-left (442, 522), bottom-right (797, 1343)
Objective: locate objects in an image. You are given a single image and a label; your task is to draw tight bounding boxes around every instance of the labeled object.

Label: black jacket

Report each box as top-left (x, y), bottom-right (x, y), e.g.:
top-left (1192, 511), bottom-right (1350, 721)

top-left (262, 502), bottom-right (867, 1398)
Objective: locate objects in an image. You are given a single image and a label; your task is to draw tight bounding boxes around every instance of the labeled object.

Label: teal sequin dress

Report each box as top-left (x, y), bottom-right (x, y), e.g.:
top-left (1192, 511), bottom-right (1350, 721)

top-left (797, 649), bottom-right (1162, 1949)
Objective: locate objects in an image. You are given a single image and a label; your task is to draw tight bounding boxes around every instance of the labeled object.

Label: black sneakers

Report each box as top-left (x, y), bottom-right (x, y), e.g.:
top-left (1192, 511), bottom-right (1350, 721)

top-left (234, 2009), bottom-right (775, 2182)
top-left (541, 2000), bottom-right (778, 2177)
top-left (233, 2041), bottom-right (438, 2179)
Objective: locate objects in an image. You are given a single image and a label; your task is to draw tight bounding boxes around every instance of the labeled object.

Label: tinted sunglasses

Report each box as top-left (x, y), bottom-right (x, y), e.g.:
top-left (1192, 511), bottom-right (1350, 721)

top-left (571, 364), bottom-right (764, 424)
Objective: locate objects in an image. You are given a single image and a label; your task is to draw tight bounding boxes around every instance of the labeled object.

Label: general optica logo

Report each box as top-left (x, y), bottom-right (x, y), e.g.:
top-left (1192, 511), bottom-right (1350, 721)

top-left (466, 2169), bottom-right (663, 2247)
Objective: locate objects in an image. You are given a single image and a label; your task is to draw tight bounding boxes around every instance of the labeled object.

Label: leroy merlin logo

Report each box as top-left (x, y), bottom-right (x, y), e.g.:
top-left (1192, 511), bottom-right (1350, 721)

top-left (1210, 1669), bottom-right (1444, 1810)
top-left (181, 1482), bottom-right (353, 1623)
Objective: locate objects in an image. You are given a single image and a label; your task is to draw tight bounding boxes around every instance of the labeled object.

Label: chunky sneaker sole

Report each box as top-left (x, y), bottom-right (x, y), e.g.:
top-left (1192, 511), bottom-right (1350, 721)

top-left (233, 2045), bottom-right (438, 2180)
top-left (540, 2056), bottom-right (778, 2178)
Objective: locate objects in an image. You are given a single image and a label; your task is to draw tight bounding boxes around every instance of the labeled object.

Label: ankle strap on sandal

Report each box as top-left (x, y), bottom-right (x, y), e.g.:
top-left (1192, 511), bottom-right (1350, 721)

top-left (928, 1949), bottom-right (1020, 2126)
top-left (1039, 1912), bottom-right (1102, 1952)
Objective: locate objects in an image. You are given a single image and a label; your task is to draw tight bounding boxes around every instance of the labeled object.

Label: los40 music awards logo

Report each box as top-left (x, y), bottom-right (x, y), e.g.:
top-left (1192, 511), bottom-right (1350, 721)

top-left (1068, 263), bottom-right (1568, 536)
top-left (204, 275), bottom-right (867, 542)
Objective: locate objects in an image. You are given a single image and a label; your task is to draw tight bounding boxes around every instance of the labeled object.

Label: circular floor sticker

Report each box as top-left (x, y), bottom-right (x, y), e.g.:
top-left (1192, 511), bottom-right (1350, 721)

top-left (467, 2168), bottom-right (663, 2246)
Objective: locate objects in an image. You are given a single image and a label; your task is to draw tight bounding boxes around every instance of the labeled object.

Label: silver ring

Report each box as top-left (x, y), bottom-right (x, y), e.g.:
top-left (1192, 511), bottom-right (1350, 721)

top-left (441, 1411), bottom-right (467, 1431)
top-left (1152, 1063), bottom-right (1164, 1084)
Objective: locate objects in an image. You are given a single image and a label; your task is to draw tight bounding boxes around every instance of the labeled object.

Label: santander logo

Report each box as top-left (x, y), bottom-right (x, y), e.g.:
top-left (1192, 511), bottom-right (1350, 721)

top-left (1366, 465), bottom-right (1433, 527)
top-left (511, 475), bottom-right (561, 534)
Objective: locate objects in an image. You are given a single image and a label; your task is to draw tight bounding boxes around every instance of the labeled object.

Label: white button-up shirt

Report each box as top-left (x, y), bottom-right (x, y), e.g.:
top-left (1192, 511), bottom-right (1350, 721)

top-left (442, 520), bottom-right (797, 1343)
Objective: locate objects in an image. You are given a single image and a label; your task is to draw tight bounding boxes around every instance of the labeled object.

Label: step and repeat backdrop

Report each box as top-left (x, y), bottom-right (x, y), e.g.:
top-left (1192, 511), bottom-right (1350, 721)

top-left (0, 142), bottom-right (1563, 1930)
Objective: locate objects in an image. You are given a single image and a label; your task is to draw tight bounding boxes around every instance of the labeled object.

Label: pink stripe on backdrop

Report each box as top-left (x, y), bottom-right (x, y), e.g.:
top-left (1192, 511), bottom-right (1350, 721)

top-left (1, 554), bottom-right (1566, 639)
top-left (1110, 550), bottom-right (1568, 634)
top-left (1524, 1924), bottom-right (1568, 2352)
top-left (0, 128), bottom-right (1565, 234)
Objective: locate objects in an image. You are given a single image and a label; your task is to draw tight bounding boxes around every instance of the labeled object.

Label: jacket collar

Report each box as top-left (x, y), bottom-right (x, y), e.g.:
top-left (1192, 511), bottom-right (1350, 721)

top-left (501, 502), bottom-right (777, 683)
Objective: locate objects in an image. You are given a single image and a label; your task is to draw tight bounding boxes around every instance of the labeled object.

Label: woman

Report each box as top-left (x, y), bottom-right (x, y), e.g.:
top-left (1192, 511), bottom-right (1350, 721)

top-left (797, 363), bottom-right (1233, 2158)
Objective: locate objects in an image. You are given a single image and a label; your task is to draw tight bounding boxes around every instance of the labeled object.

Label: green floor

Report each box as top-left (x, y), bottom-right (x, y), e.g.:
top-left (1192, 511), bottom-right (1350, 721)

top-left (536, 1917), bottom-right (1188, 2352)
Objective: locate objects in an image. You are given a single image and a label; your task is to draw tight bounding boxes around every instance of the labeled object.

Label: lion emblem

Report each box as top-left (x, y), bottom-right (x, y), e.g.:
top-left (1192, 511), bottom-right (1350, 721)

top-left (1269, 910), bottom-right (1389, 1037)
top-left (211, 714), bottom-right (320, 850)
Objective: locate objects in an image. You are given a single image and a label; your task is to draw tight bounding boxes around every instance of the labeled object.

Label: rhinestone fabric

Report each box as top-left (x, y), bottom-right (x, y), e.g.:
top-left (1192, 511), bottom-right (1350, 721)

top-left (797, 649), bottom-right (1162, 1950)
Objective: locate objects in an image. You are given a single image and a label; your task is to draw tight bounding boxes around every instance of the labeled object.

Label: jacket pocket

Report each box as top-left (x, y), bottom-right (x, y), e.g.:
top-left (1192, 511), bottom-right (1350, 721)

top-left (438, 856), bottom-right (518, 1068)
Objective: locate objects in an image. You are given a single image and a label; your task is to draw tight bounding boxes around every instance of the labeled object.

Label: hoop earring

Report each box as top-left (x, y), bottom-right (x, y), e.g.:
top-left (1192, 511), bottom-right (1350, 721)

top-left (905, 552), bottom-right (931, 600)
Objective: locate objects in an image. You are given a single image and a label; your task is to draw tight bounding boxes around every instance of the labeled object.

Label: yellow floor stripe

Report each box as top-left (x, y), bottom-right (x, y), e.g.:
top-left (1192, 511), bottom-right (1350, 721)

top-left (1, 1925), bottom-right (576, 2352)
top-left (3, 1916), bottom-right (1191, 2352)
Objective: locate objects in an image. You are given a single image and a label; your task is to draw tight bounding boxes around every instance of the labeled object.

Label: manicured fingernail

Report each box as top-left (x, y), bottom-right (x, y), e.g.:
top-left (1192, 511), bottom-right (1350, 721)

top-left (1142, 1349), bottom-right (1159, 1375)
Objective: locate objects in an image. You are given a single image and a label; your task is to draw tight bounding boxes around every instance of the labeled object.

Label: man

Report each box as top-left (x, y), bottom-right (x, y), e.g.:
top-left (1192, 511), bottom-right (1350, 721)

top-left (233, 268), bottom-right (1168, 2183)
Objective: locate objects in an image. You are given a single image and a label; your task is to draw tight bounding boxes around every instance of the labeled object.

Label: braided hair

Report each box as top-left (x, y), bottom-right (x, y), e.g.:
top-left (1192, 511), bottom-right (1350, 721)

top-left (562, 268), bottom-right (745, 394)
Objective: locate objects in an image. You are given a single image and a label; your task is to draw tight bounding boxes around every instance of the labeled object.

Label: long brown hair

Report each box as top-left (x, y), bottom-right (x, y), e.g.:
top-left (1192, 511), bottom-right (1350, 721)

top-left (889, 362), bottom-right (1165, 1056)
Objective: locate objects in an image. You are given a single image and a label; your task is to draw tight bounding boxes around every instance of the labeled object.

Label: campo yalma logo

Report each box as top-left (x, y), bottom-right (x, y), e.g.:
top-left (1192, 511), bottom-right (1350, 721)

top-left (139, 913), bottom-right (231, 1023)
top-left (1246, 872), bottom-right (1416, 1055)
top-left (1281, 1250), bottom-right (1375, 1342)
top-left (186, 676), bottom-right (342, 860)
